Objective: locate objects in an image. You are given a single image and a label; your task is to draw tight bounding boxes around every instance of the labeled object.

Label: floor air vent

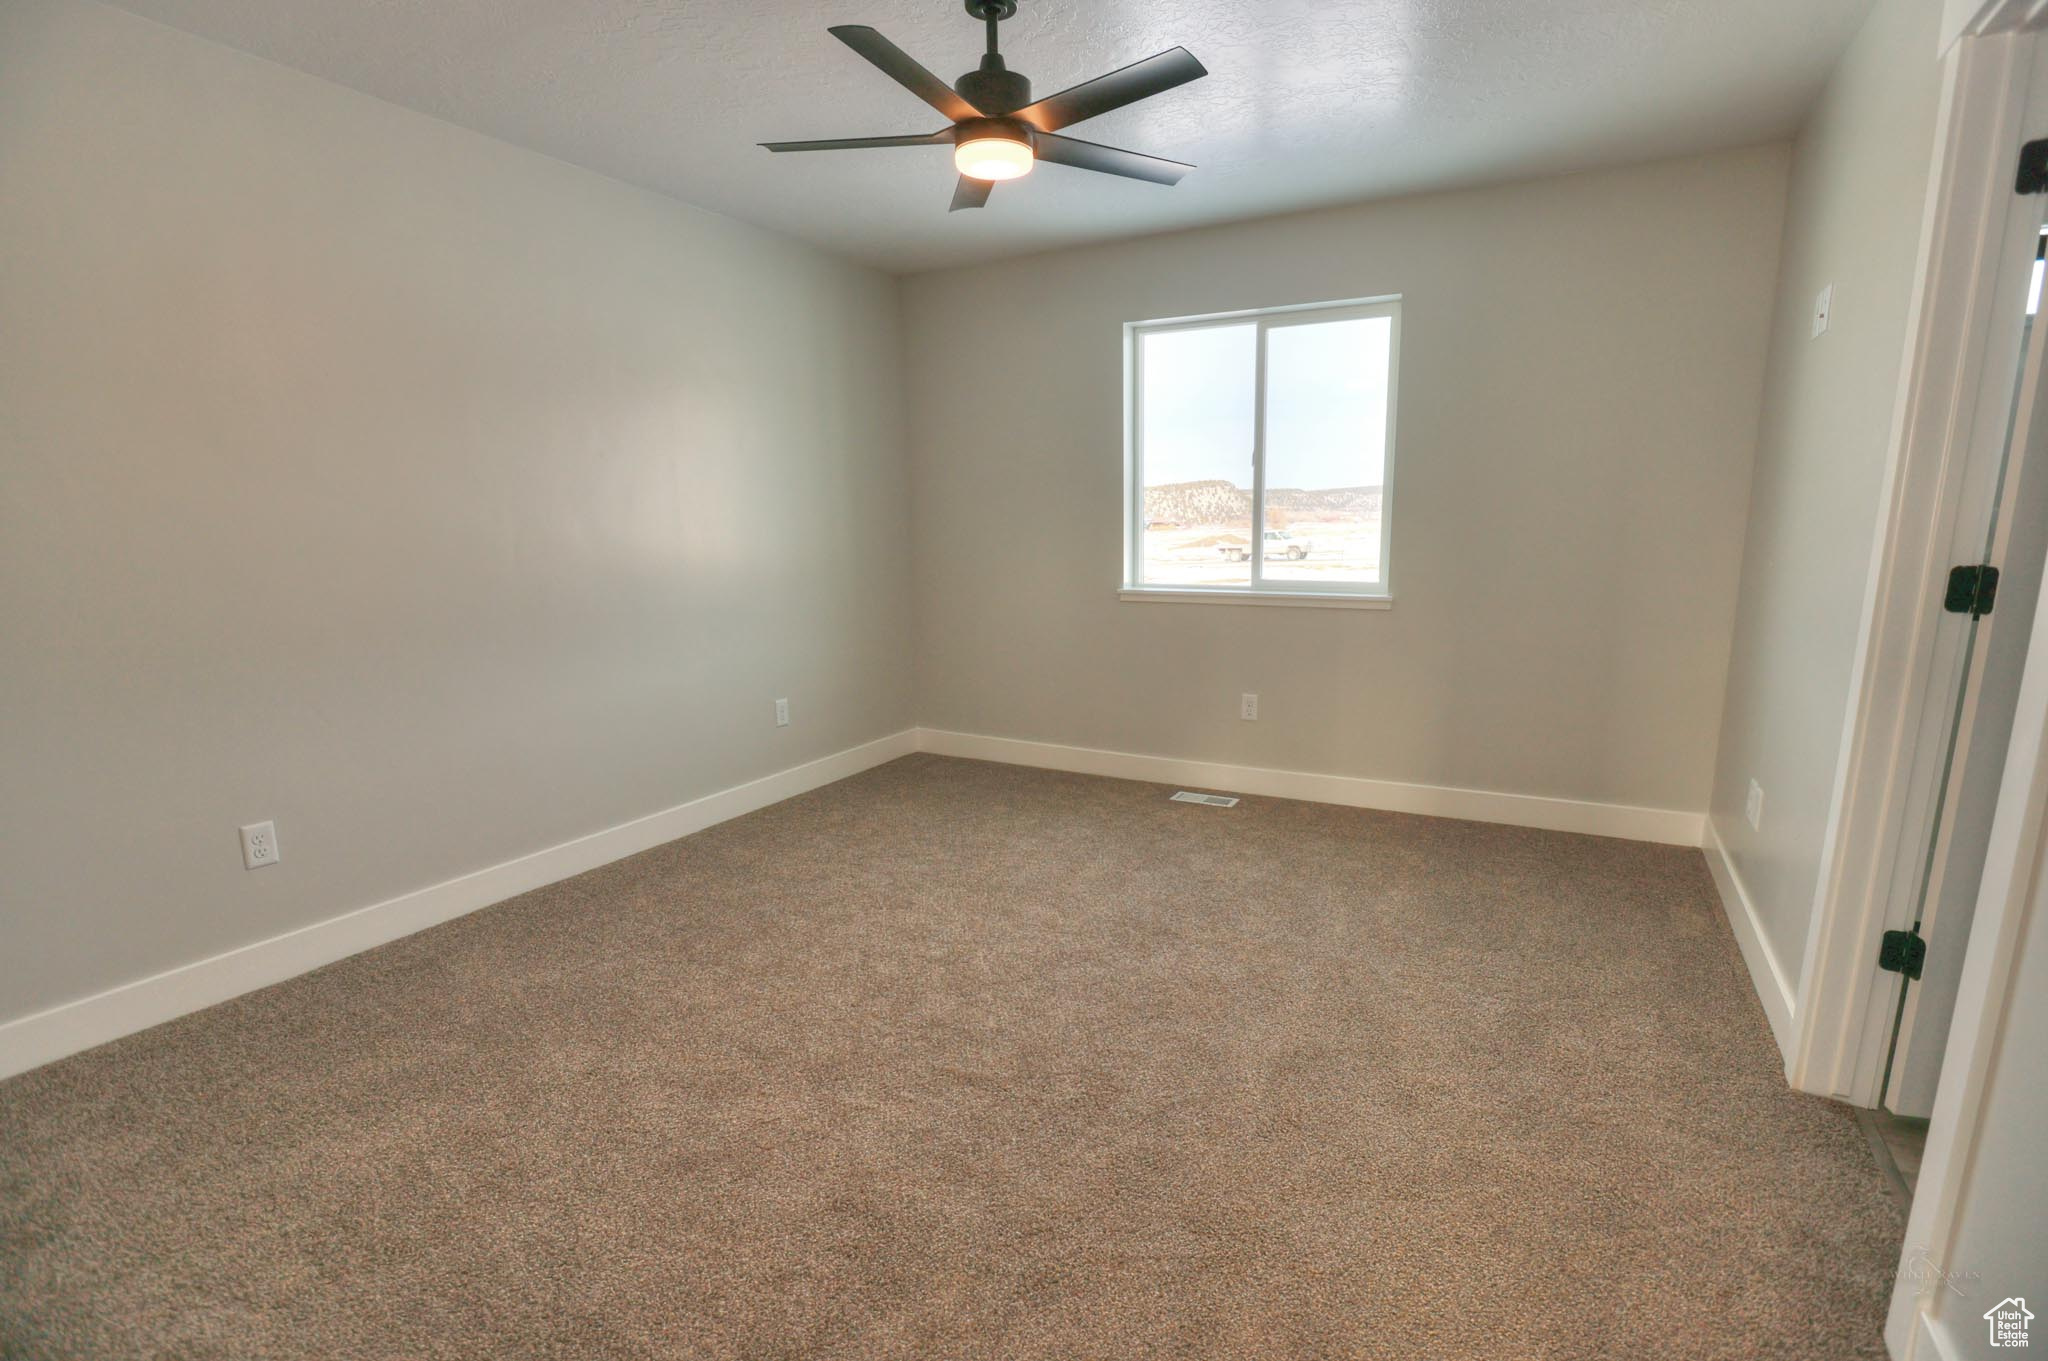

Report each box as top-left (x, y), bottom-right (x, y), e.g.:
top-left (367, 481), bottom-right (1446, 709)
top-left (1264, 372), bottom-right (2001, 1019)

top-left (1170, 791), bottom-right (1240, 807)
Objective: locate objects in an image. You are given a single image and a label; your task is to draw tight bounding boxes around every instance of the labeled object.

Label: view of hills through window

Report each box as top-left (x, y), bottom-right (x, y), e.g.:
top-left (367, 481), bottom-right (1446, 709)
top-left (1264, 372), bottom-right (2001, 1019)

top-left (1138, 312), bottom-right (1391, 589)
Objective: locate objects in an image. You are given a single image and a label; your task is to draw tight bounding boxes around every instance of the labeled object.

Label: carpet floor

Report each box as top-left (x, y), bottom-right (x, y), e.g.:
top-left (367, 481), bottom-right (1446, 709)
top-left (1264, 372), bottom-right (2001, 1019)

top-left (1, 755), bottom-right (1903, 1358)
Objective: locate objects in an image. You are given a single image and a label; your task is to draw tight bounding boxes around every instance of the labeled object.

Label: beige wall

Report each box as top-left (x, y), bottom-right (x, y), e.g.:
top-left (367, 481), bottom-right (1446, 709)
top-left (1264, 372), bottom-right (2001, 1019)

top-left (0, 0), bottom-right (913, 1024)
top-left (904, 147), bottom-right (1789, 815)
top-left (1708, 0), bottom-right (1946, 986)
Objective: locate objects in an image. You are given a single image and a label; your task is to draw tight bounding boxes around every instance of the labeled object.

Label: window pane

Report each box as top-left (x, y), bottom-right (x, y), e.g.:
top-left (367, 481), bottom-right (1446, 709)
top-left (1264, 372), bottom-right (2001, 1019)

top-left (1139, 324), bottom-right (1255, 586)
top-left (1259, 316), bottom-right (1392, 585)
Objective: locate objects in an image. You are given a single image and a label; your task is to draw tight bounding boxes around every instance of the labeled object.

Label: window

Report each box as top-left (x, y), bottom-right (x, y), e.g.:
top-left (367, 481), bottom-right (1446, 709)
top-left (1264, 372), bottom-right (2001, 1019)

top-left (1123, 297), bottom-right (1399, 606)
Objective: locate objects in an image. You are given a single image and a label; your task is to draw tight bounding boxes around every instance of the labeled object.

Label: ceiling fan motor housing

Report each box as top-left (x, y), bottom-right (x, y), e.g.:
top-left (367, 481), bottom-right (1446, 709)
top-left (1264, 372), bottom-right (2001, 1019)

top-left (952, 115), bottom-right (1034, 153)
top-left (957, 54), bottom-right (1031, 116)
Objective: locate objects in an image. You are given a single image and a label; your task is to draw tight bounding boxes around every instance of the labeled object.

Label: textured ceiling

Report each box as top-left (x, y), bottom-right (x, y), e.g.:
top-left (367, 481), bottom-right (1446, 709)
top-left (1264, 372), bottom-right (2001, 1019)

top-left (103, 0), bottom-right (1874, 272)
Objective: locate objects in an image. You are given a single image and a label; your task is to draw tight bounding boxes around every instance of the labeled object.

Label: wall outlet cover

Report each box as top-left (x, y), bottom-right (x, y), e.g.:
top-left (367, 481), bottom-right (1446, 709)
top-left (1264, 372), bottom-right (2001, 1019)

top-left (240, 820), bottom-right (280, 870)
top-left (774, 697), bottom-right (790, 727)
top-left (1745, 779), bottom-right (1764, 832)
top-left (1240, 693), bottom-right (1259, 721)
top-left (1812, 284), bottom-right (1832, 338)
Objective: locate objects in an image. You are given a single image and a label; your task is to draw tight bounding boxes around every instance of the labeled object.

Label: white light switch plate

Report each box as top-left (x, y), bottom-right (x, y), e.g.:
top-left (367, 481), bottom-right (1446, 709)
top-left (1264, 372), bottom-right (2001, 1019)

top-left (1812, 284), bottom-right (1832, 338)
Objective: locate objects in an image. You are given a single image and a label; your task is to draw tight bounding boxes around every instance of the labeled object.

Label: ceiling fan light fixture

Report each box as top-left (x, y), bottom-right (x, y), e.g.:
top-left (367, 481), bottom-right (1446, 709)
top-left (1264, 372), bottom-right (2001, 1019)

top-left (954, 127), bottom-right (1033, 181)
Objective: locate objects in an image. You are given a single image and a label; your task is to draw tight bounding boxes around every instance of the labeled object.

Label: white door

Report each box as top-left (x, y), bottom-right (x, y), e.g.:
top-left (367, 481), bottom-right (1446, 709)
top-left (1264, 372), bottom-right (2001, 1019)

top-left (1884, 211), bottom-right (2048, 1117)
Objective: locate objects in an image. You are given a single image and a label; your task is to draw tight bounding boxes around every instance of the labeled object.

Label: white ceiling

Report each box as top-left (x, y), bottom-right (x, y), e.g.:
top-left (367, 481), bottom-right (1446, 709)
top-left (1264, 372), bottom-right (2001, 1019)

top-left (104, 0), bottom-right (1874, 273)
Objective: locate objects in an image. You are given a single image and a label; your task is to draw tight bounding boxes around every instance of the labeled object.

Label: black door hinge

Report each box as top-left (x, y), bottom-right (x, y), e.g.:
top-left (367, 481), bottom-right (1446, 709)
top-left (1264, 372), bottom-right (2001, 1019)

top-left (2019, 138), bottom-right (2048, 194)
top-left (1879, 928), bottom-right (1927, 980)
top-left (1945, 564), bottom-right (2000, 619)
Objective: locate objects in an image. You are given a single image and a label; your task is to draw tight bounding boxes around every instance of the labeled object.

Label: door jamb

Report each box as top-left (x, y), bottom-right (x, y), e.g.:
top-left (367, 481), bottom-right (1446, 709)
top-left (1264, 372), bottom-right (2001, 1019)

top-left (1884, 336), bottom-right (2048, 1358)
top-left (1788, 29), bottom-right (2042, 1105)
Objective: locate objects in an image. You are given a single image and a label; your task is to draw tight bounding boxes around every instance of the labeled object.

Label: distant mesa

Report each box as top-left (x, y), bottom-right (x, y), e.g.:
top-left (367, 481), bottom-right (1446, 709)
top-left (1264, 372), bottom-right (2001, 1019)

top-left (1142, 479), bottom-right (1381, 528)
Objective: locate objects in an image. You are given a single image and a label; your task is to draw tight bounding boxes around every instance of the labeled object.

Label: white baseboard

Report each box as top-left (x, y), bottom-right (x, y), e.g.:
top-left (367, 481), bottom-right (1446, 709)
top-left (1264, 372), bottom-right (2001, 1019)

top-left (0, 729), bottom-right (919, 1081)
top-left (914, 728), bottom-right (1705, 847)
top-left (0, 727), bottom-right (1715, 1082)
top-left (1702, 815), bottom-right (1798, 1057)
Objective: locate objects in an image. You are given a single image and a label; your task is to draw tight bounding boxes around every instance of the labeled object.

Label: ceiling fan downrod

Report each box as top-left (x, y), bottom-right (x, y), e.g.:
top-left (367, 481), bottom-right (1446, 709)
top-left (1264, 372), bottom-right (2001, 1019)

top-left (960, 0), bottom-right (1028, 116)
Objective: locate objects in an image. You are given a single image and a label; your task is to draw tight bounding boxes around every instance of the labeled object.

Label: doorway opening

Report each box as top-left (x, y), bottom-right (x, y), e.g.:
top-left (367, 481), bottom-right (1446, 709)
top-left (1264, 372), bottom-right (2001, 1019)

top-left (1860, 216), bottom-right (2048, 1207)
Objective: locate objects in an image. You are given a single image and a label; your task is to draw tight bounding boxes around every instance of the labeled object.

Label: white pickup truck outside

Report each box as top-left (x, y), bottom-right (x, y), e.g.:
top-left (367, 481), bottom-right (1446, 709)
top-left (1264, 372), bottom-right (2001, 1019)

top-left (1218, 529), bottom-right (1312, 563)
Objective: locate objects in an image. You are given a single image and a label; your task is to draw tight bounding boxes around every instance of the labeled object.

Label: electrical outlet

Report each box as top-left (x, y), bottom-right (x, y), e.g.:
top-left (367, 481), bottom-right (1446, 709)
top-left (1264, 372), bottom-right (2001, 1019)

top-left (1812, 284), bottom-right (1832, 338)
top-left (240, 820), bottom-right (280, 870)
top-left (774, 697), bottom-right (790, 727)
top-left (1240, 693), bottom-right (1259, 721)
top-left (1745, 780), bottom-right (1764, 832)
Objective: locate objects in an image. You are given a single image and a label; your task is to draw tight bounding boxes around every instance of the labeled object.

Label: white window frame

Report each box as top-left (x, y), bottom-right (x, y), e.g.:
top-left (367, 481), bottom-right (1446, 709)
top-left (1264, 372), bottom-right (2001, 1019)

top-left (1120, 295), bottom-right (1401, 609)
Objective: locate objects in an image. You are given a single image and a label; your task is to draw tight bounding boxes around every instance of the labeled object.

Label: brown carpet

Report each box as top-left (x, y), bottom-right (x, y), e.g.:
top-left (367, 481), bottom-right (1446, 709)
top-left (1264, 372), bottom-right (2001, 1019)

top-left (0, 755), bottom-right (1902, 1359)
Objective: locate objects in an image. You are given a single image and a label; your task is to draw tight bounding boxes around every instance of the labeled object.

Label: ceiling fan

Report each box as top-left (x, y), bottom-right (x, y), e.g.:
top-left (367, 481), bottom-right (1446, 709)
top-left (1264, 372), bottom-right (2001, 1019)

top-left (760, 0), bottom-right (1207, 211)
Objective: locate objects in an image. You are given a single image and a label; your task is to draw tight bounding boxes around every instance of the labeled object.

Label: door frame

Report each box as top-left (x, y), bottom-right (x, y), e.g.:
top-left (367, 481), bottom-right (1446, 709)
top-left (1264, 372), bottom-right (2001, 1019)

top-left (1788, 26), bottom-right (2045, 1107)
top-left (1884, 324), bottom-right (2048, 1357)
top-left (1886, 193), bottom-right (2048, 1116)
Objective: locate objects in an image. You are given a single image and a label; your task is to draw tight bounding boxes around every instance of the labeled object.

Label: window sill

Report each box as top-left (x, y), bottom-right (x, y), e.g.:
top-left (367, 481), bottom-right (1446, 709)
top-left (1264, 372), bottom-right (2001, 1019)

top-left (1117, 588), bottom-right (1394, 611)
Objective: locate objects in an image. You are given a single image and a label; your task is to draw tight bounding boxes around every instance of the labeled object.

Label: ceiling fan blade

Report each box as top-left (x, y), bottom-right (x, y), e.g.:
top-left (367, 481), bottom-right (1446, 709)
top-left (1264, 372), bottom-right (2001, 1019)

top-left (949, 176), bottom-right (994, 212)
top-left (1033, 132), bottom-right (1192, 186)
top-left (760, 132), bottom-right (951, 153)
top-left (1012, 47), bottom-right (1207, 133)
top-left (829, 25), bottom-right (984, 122)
